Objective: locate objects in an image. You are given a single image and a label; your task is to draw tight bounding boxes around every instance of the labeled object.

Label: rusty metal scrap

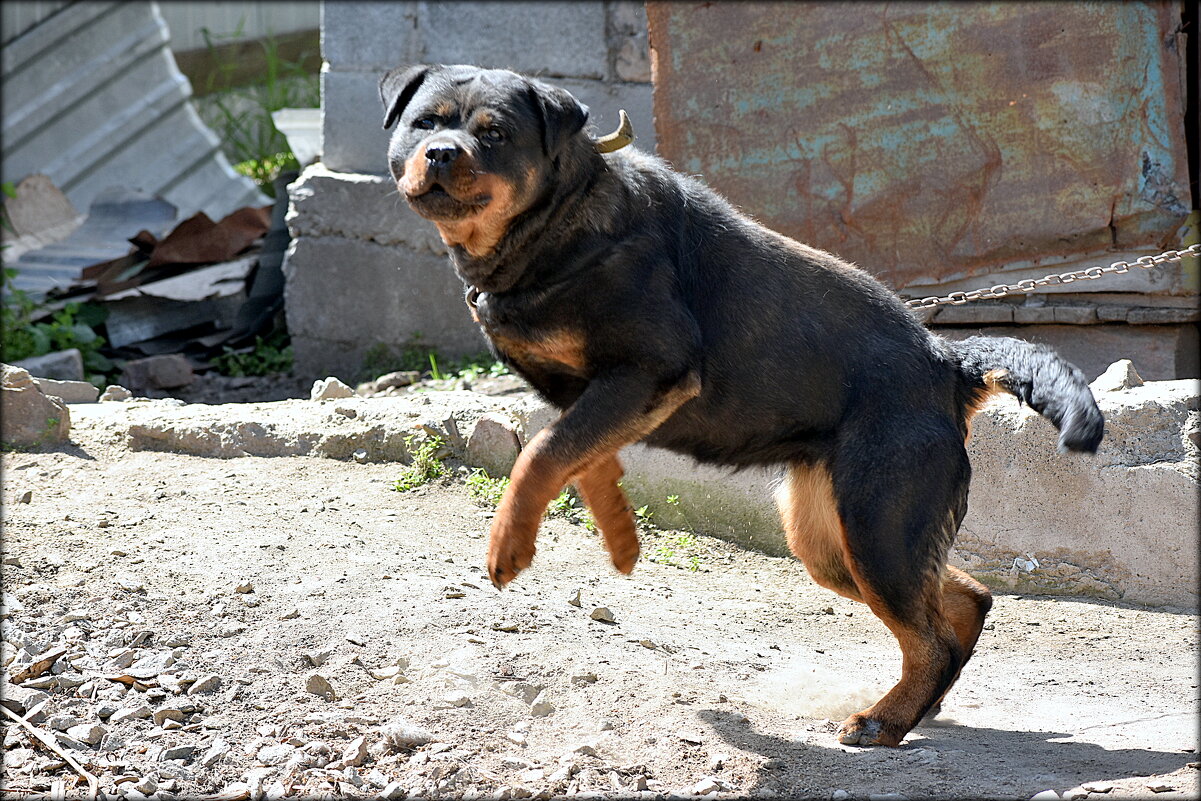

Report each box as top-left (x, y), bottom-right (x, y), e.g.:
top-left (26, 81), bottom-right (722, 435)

top-left (647, 1), bottom-right (1191, 291)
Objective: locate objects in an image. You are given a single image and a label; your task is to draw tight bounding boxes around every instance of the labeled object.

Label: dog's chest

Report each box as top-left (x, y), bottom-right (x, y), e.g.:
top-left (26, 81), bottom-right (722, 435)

top-left (473, 290), bottom-right (588, 377)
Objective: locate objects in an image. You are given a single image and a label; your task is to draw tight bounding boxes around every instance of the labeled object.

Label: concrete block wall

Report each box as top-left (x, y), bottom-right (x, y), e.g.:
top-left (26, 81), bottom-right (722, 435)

top-left (284, 1), bottom-right (655, 382)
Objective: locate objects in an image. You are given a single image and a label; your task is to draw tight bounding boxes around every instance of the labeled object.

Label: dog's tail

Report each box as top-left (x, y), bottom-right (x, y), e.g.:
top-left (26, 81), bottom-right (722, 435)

top-left (952, 335), bottom-right (1104, 453)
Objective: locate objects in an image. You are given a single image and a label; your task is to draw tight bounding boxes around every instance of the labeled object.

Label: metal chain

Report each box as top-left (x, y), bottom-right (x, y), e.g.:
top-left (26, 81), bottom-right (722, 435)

top-left (904, 243), bottom-right (1201, 310)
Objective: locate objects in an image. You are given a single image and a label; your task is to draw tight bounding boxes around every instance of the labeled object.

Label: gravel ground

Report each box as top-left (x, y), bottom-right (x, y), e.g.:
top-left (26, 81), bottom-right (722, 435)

top-left (1, 397), bottom-right (1197, 801)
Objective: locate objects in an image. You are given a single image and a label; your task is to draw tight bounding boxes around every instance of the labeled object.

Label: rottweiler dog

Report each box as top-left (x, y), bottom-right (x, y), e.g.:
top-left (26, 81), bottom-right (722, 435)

top-left (380, 64), bottom-right (1104, 747)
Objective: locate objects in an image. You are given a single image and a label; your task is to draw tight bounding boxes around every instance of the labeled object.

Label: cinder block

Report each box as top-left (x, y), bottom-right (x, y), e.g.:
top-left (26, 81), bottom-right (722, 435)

top-left (282, 234), bottom-right (486, 381)
top-left (322, 1), bottom-right (421, 70)
top-left (285, 164), bottom-right (447, 254)
top-left (419, 2), bottom-right (607, 79)
top-left (322, 69), bottom-right (393, 174)
top-left (323, 70), bottom-right (658, 176)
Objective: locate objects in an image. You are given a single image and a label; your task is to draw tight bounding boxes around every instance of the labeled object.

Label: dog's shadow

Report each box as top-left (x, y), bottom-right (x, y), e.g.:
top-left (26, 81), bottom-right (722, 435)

top-left (697, 708), bottom-right (1194, 796)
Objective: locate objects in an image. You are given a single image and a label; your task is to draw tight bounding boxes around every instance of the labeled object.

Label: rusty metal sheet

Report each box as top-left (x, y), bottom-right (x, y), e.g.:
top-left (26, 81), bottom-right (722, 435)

top-left (647, 1), bottom-right (1191, 291)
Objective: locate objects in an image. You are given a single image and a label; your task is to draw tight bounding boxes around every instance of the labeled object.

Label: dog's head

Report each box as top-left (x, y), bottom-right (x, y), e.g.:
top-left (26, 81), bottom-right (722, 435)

top-left (380, 64), bottom-right (596, 262)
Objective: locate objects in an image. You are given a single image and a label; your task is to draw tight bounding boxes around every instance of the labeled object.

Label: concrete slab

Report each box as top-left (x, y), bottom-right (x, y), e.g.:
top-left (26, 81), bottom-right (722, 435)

top-left (70, 376), bottom-right (1199, 609)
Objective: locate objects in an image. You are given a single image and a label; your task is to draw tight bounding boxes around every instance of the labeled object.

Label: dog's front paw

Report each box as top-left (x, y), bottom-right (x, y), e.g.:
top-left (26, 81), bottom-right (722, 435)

top-left (837, 713), bottom-right (902, 747)
top-left (607, 536), bottom-right (639, 575)
top-left (487, 531), bottom-right (535, 588)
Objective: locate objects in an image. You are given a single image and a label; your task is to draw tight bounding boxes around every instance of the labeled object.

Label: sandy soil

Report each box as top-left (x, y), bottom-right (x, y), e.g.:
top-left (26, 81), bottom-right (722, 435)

top-left (1, 404), bottom-right (1197, 801)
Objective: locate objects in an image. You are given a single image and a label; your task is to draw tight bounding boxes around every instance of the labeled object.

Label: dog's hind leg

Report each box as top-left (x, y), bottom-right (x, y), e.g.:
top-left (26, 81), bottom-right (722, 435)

top-left (574, 454), bottom-right (639, 574)
top-left (775, 462), bottom-right (860, 601)
top-left (822, 419), bottom-right (974, 746)
top-left (924, 564), bottom-right (992, 719)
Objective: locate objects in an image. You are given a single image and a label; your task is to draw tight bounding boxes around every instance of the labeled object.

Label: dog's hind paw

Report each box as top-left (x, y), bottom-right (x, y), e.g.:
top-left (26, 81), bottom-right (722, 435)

top-left (837, 714), bottom-right (902, 747)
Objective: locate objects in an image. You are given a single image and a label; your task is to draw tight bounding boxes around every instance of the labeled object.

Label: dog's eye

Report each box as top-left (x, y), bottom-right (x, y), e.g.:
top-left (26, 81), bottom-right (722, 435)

top-left (414, 117), bottom-right (437, 130)
top-left (481, 128), bottom-right (505, 144)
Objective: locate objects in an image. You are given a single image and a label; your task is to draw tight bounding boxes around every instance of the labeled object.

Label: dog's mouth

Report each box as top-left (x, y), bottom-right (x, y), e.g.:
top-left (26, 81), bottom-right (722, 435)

top-left (405, 181), bottom-right (490, 222)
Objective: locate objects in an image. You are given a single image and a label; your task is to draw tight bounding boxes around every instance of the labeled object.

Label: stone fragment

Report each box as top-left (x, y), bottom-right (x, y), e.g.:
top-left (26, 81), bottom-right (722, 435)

top-left (304, 647), bottom-right (334, 667)
top-left (1029, 792), bottom-right (1060, 801)
top-left (278, 608), bottom-right (300, 621)
top-left (441, 691), bottom-right (472, 708)
top-left (305, 672), bottom-right (336, 700)
top-left (32, 378), bottom-right (99, 403)
top-left (342, 735), bottom-right (369, 767)
top-left (380, 716), bottom-right (433, 750)
top-left (234, 581), bottom-right (255, 594)
top-left (200, 737), bottom-right (231, 767)
top-left (153, 708), bottom-right (186, 726)
top-left (257, 743), bottom-right (295, 765)
top-left (66, 723), bottom-right (107, 745)
top-left (12, 349), bottom-right (84, 381)
top-left (466, 412), bottom-right (522, 478)
top-left (119, 354), bottom-right (194, 390)
top-left (161, 744), bottom-right (196, 761)
top-left (693, 777), bottom-right (725, 795)
top-left (311, 377), bottom-right (354, 400)
top-left (530, 693), bottom-right (555, 717)
top-left (377, 371), bottom-right (421, 390)
top-left (380, 781), bottom-right (406, 800)
top-left (589, 607), bottom-right (616, 623)
top-left (1090, 359), bottom-right (1144, 393)
top-left (110, 704), bottom-right (153, 724)
top-left (0, 684), bottom-right (48, 716)
top-left (100, 385), bottom-right (133, 401)
top-left (567, 588), bottom-right (582, 607)
top-left (188, 673), bottom-right (222, 695)
top-left (1, 365), bottom-right (70, 447)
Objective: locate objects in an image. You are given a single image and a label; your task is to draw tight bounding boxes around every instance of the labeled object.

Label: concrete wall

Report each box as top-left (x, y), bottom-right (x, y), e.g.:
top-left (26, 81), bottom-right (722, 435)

top-left (284, 1), bottom-right (654, 382)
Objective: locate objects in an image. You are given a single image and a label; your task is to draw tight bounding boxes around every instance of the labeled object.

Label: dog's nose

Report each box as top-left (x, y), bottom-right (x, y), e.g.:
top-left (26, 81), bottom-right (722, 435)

top-left (425, 142), bottom-right (461, 166)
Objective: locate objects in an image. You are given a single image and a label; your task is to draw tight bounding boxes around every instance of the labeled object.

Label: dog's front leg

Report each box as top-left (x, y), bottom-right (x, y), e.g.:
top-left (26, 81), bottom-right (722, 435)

top-left (487, 367), bottom-right (701, 587)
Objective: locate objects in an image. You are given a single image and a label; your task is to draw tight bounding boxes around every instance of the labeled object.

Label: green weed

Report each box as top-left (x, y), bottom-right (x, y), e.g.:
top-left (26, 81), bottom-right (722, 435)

top-left (1, 269), bottom-right (113, 386)
top-left (465, 468), bottom-right (510, 507)
top-left (196, 24), bottom-right (319, 197)
top-left (212, 331), bottom-right (293, 377)
top-left (391, 435), bottom-right (448, 492)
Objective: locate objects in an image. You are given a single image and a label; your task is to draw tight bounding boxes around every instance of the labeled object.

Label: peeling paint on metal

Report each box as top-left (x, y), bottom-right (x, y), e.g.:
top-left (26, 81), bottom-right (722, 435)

top-left (647, 1), bottom-right (1191, 291)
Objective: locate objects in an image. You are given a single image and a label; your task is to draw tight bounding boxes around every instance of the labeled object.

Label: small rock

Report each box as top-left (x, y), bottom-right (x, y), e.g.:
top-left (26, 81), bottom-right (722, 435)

top-left (442, 691), bottom-right (472, 708)
top-left (1062, 789), bottom-right (1089, 801)
top-left (161, 744), bottom-right (196, 761)
top-left (571, 672), bottom-right (598, 686)
top-left (380, 781), bottom-right (406, 800)
top-left (589, 607), bottom-right (616, 623)
top-left (530, 693), bottom-right (555, 717)
top-left (214, 781), bottom-right (250, 801)
top-left (65, 723), bottom-right (106, 745)
top-left (869, 794), bottom-right (908, 801)
top-left (693, 777), bottom-right (725, 795)
top-left (678, 730), bottom-right (704, 745)
top-left (1081, 783), bottom-right (1112, 794)
top-left (304, 647), bottom-right (334, 667)
top-left (17, 490), bottom-right (32, 503)
top-left (100, 385), bottom-right (132, 402)
top-left (832, 791), bottom-right (850, 801)
top-left (506, 731), bottom-right (527, 746)
top-left (567, 589), bottom-right (582, 607)
top-left (709, 753), bottom-right (729, 772)
top-left (0, 367), bottom-right (70, 445)
top-left (492, 620), bottom-right (520, 633)
top-left (342, 735), bottom-right (369, 767)
top-left (234, 581), bottom-right (255, 594)
top-left (1029, 792), bottom-right (1060, 801)
top-left (1090, 359), bottom-right (1144, 393)
top-left (188, 673), bottom-right (222, 695)
top-left (353, 449), bottom-right (369, 464)
top-left (376, 370), bottom-right (421, 390)
top-left (110, 704), bottom-right (153, 724)
top-left (305, 672), bottom-right (336, 701)
top-left (0, 685), bottom-right (48, 716)
top-left (278, 608), bottom-right (300, 621)
top-left (132, 777), bottom-right (158, 795)
top-left (1145, 784), bottom-right (1173, 794)
top-left (257, 743), bottom-right (295, 765)
top-left (380, 716), bottom-right (434, 749)
top-left (311, 377), bottom-right (354, 400)
top-left (200, 738), bottom-right (231, 767)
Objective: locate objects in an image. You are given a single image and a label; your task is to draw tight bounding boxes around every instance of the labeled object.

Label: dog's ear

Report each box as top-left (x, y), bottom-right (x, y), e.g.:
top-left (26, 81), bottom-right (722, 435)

top-left (527, 80), bottom-right (590, 158)
top-left (380, 65), bottom-right (432, 130)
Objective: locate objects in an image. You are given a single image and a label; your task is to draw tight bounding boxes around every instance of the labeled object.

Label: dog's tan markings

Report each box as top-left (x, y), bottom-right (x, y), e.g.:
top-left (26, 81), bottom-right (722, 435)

top-left (487, 371), bottom-right (700, 587)
top-left (434, 167), bottom-right (540, 258)
top-left (964, 368), bottom-right (1011, 441)
top-left (473, 111), bottom-right (495, 129)
top-left (398, 147), bottom-right (431, 194)
top-left (775, 463), bottom-right (858, 599)
top-left (573, 455), bottom-right (639, 574)
top-left (492, 329), bottom-right (586, 374)
top-left (434, 101), bottom-right (455, 119)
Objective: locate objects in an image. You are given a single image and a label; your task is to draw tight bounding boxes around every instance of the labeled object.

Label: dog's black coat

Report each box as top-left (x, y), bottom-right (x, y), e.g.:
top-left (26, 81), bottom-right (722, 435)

top-left (381, 64), bottom-right (1104, 745)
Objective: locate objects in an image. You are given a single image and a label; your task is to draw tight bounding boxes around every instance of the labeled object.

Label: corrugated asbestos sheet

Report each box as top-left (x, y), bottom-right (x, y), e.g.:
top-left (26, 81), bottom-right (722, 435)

top-left (1, 1), bottom-right (266, 221)
top-left (647, 2), bottom-right (1192, 293)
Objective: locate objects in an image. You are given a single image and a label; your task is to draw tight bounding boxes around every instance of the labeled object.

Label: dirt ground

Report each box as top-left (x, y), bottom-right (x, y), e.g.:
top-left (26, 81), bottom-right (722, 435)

top-left (1, 400), bottom-right (1198, 801)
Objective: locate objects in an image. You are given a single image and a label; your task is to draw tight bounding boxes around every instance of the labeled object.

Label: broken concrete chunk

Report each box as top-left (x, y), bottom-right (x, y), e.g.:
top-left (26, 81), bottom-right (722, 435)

top-left (310, 377), bottom-right (354, 400)
top-left (466, 412), bottom-right (522, 478)
top-left (187, 673), bottom-right (222, 695)
top-left (100, 385), bottom-right (133, 401)
top-left (305, 672), bottom-right (336, 700)
top-left (1090, 359), bottom-right (1144, 392)
top-left (32, 378), bottom-right (99, 403)
top-left (119, 354), bottom-right (195, 391)
top-left (1, 365), bottom-right (70, 447)
top-left (12, 349), bottom-right (84, 381)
